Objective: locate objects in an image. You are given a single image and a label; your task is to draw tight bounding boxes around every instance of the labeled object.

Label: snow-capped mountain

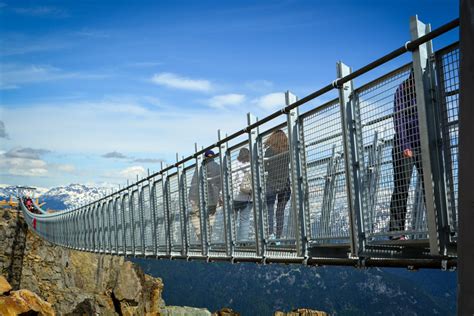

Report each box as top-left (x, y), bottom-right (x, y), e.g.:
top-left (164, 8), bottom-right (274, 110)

top-left (0, 183), bottom-right (109, 210)
top-left (40, 184), bottom-right (109, 210)
top-left (0, 184), bottom-right (49, 199)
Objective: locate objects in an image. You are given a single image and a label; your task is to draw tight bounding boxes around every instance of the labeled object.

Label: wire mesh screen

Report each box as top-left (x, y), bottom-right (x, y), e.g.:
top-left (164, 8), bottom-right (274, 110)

top-left (185, 165), bottom-right (202, 251)
top-left (115, 197), bottom-right (123, 253)
top-left (78, 211), bottom-right (84, 249)
top-left (122, 194), bottom-right (132, 253)
top-left (87, 207), bottom-right (93, 250)
top-left (167, 174), bottom-right (183, 252)
top-left (301, 100), bottom-right (350, 243)
top-left (203, 154), bottom-right (225, 249)
top-left (259, 126), bottom-right (296, 246)
top-left (229, 144), bottom-right (255, 248)
top-left (357, 64), bottom-right (428, 240)
top-left (107, 200), bottom-right (113, 252)
top-left (436, 45), bottom-right (459, 234)
top-left (131, 190), bottom-right (142, 253)
top-left (70, 213), bottom-right (75, 247)
top-left (97, 203), bottom-right (103, 251)
top-left (152, 180), bottom-right (166, 253)
top-left (141, 185), bottom-right (153, 253)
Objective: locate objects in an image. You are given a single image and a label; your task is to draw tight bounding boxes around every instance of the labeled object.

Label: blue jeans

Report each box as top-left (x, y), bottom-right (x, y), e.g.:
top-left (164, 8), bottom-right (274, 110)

top-left (233, 201), bottom-right (252, 241)
top-left (266, 186), bottom-right (291, 238)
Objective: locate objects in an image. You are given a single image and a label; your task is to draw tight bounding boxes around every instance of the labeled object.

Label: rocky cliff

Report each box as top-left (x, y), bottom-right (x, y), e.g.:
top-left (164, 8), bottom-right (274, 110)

top-left (0, 208), bottom-right (211, 315)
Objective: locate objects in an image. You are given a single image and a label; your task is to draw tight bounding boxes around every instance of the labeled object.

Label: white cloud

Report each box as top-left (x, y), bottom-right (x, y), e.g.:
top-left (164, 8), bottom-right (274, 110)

top-left (208, 93), bottom-right (246, 109)
top-left (119, 166), bottom-right (147, 181)
top-left (151, 72), bottom-right (212, 92)
top-left (102, 151), bottom-right (128, 159)
top-left (244, 80), bottom-right (274, 93)
top-left (0, 156), bottom-right (48, 177)
top-left (56, 164), bottom-right (75, 173)
top-left (4, 147), bottom-right (50, 159)
top-left (0, 98), bottom-right (250, 156)
top-left (0, 63), bottom-right (107, 89)
top-left (253, 92), bottom-right (285, 111)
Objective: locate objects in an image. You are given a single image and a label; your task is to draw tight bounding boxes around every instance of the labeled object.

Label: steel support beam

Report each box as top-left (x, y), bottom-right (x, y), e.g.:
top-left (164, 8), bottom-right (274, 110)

top-left (218, 130), bottom-right (234, 257)
top-left (248, 113), bottom-right (265, 257)
top-left (410, 16), bottom-right (443, 255)
top-left (458, 1), bottom-right (474, 314)
top-left (337, 62), bottom-right (364, 256)
top-left (286, 91), bottom-right (308, 258)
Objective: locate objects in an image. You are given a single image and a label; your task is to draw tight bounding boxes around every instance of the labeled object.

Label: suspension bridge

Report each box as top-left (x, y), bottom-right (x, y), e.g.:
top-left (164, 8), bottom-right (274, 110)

top-left (17, 16), bottom-right (464, 273)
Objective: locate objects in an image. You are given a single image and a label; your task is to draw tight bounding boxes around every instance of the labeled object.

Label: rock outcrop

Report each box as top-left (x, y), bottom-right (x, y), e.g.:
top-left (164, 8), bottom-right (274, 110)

top-left (274, 309), bottom-right (328, 316)
top-left (0, 208), bottom-right (166, 315)
top-left (0, 277), bottom-right (55, 316)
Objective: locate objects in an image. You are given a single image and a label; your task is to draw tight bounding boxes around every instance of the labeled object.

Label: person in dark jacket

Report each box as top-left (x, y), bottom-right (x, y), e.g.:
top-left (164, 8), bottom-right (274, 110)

top-left (264, 130), bottom-right (291, 239)
top-left (188, 150), bottom-right (222, 241)
top-left (389, 70), bottom-right (424, 239)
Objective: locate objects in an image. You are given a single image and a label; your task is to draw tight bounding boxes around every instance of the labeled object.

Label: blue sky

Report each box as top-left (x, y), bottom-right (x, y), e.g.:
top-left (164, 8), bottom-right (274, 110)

top-left (0, 0), bottom-right (458, 189)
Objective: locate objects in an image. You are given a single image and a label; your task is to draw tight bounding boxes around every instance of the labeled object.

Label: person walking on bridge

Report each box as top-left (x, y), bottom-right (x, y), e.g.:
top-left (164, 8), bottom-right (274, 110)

top-left (389, 69), bottom-right (425, 240)
top-left (188, 150), bottom-right (222, 242)
top-left (264, 130), bottom-right (291, 240)
top-left (232, 148), bottom-right (253, 242)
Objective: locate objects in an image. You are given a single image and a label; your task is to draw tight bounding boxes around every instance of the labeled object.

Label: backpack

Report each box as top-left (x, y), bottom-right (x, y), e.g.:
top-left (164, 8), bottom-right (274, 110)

top-left (240, 171), bottom-right (252, 194)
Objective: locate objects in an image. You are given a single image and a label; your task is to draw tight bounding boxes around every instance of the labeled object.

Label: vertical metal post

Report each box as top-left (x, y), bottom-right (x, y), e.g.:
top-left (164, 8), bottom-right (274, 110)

top-left (128, 189), bottom-right (136, 256)
top-left (150, 179), bottom-right (158, 257)
top-left (410, 16), bottom-right (447, 255)
top-left (139, 185), bottom-right (146, 256)
top-left (86, 209), bottom-right (90, 250)
top-left (458, 1), bottom-right (474, 314)
top-left (218, 130), bottom-right (234, 257)
top-left (107, 200), bottom-right (112, 253)
top-left (121, 195), bottom-right (127, 255)
top-left (248, 113), bottom-right (265, 258)
top-left (285, 91), bottom-right (308, 258)
top-left (113, 198), bottom-right (119, 255)
top-left (161, 166), bottom-right (171, 256)
top-left (196, 145), bottom-right (209, 256)
top-left (337, 61), bottom-right (364, 257)
top-left (103, 203), bottom-right (107, 252)
top-left (176, 153), bottom-right (187, 256)
top-left (97, 203), bottom-right (101, 253)
top-left (194, 143), bottom-right (206, 256)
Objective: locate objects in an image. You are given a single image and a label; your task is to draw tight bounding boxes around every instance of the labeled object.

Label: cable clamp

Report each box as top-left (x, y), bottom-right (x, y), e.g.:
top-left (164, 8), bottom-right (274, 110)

top-left (404, 41), bottom-right (412, 51)
top-left (332, 79), bottom-right (341, 89)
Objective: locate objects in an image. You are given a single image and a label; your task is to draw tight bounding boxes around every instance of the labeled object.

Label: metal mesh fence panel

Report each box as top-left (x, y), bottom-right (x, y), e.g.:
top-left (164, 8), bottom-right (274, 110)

top-left (122, 194), bottom-right (132, 253)
top-left (229, 143), bottom-right (255, 249)
top-left (115, 197), bottom-right (123, 253)
top-left (259, 126), bottom-right (295, 247)
top-left (204, 154), bottom-right (225, 250)
top-left (141, 185), bottom-right (153, 254)
top-left (131, 190), bottom-right (142, 254)
top-left (184, 166), bottom-right (202, 253)
top-left (78, 211), bottom-right (83, 249)
top-left (97, 203), bottom-right (103, 252)
top-left (152, 180), bottom-right (166, 254)
top-left (436, 44), bottom-right (459, 235)
top-left (167, 174), bottom-right (183, 252)
top-left (356, 64), bottom-right (428, 240)
top-left (87, 207), bottom-right (93, 250)
top-left (301, 100), bottom-right (350, 243)
top-left (106, 200), bottom-right (112, 252)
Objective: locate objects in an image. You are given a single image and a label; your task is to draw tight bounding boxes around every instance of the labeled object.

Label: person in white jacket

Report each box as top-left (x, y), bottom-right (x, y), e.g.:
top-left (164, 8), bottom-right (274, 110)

top-left (232, 148), bottom-right (253, 242)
